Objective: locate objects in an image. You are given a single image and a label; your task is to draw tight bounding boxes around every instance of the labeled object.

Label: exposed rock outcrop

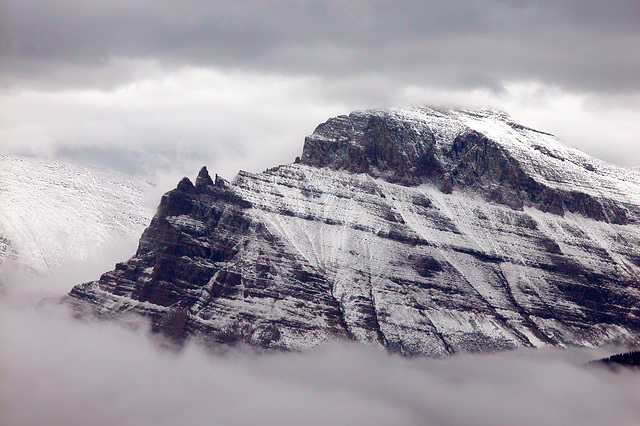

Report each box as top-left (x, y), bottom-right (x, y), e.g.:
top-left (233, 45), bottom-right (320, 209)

top-left (301, 109), bottom-right (635, 223)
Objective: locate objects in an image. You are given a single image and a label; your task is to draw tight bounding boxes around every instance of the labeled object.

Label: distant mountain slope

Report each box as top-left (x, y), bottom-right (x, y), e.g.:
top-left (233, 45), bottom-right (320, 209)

top-left (0, 154), bottom-right (155, 278)
top-left (592, 351), bottom-right (640, 370)
top-left (65, 108), bottom-right (640, 356)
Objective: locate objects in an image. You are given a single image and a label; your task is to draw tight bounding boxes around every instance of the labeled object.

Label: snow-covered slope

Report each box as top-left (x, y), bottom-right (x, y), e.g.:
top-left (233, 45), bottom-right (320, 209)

top-left (65, 108), bottom-right (640, 356)
top-left (0, 154), bottom-right (155, 277)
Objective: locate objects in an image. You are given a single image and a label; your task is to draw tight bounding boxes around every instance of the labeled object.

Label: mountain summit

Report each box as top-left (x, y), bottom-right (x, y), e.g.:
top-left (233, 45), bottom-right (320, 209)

top-left (65, 107), bottom-right (640, 356)
top-left (300, 108), bottom-right (635, 222)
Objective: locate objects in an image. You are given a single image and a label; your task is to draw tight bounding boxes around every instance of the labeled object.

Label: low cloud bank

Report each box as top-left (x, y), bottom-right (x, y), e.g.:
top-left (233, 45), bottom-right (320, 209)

top-left (3, 301), bottom-right (640, 425)
top-left (2, 247), bottom-right (640, 426)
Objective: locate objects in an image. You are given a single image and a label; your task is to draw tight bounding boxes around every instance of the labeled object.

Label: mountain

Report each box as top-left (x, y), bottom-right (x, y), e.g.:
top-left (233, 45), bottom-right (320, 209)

top-left (64, 107), bottom-right (640, 356)
top-left (0, 154), bottom-right (155, 279)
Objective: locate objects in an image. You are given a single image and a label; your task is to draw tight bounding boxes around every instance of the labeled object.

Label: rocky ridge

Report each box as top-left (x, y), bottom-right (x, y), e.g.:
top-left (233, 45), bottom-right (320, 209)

top-left (65, 107), bottom-right (640, 356)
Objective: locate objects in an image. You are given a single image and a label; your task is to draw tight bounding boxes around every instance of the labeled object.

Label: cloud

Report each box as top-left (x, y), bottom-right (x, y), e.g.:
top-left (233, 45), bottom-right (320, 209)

top-left (0, 235), bottom-right (142, 308)
top-left (3, 67), bottom-right (639, 178)
top-left (0, 65), bottom-right (349, 180)
top-left (3, 299), bottom-right (640, 426)
top-left (3, 1), bottom-right (639, 94)
top-left (2, 0), bottom-right (639, 176)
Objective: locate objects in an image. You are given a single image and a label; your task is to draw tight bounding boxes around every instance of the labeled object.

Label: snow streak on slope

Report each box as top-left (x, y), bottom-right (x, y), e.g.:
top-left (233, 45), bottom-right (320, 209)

top-left (0, 154), bottom-right (155, 277)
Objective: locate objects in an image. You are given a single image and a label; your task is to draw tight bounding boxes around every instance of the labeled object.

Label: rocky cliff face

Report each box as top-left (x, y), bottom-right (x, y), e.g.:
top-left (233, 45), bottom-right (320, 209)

top-left (65, 107), bottom-right (640, 356)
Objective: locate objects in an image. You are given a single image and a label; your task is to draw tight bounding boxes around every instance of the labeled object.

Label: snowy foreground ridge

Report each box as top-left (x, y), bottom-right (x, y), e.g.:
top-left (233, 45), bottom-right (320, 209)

top-left (66, 107), bottom-right (640, 356)
top-left (0, 154), bottom-right (154, 277)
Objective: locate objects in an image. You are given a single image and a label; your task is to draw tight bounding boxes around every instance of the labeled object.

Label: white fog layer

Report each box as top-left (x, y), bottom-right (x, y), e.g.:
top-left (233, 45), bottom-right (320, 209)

top-left (2, 299), bottom-right (640, 426)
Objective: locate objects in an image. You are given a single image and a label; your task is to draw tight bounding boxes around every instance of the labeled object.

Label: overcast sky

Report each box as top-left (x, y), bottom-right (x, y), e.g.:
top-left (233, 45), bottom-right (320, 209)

top-left (2, 0), bottom-right (639, 184)
top-left (3, 4), bottom-right (640, 422)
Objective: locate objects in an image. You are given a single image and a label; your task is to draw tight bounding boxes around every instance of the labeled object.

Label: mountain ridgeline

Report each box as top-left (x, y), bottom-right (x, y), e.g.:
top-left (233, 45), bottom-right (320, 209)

top-left (65, 108), bottom-right (640, 356)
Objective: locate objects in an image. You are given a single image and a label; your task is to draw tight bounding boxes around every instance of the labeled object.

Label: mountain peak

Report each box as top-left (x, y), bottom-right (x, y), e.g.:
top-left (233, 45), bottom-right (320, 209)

top-left (195, 166), bottom-right (214, 188)
top-left (0, 154), bottom-right (154, 277)
top-left (299, 107), bottom-right (540, 181)
top-left (300, 107), bottom-right (635, 224)
top-left (64, 107), bottom-right (640, 357)
top-left (177, 176), bottom-right (195, 190)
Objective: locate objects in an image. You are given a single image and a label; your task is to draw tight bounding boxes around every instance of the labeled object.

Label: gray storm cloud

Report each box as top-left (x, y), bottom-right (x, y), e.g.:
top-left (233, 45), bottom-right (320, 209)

top-left (2, 0), bottom-right (639, 93)
top-left (2, 0), bottom-right (639, 174)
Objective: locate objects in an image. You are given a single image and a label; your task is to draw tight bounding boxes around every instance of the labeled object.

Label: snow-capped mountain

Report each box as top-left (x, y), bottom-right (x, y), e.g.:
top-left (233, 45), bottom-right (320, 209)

top-left (0, 154), bottom-right (155, 278)
top-left (65, 107), bottom-right (640, 356)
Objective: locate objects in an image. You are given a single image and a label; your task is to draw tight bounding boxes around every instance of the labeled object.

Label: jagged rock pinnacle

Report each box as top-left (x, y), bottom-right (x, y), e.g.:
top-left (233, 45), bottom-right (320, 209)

top-left (177, 176), bottom-right (194, 190)
top-left (196, 166), bottom-right (214, 188)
